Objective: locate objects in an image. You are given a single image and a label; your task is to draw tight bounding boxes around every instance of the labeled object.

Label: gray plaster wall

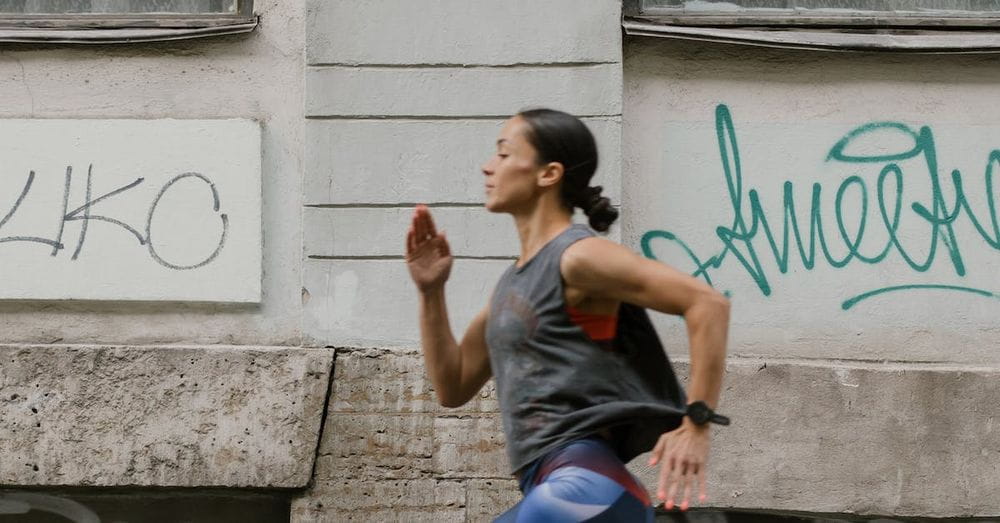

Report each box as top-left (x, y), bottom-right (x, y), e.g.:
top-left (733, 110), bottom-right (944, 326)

top-left (623, 37), bottom-right (1000, 518)
top-left (0, 0), bottom-right (304, 347)
top-left (0, 0), bottom-right (333, 498)
top-left (4, 1), bottom-right (994, 521)
top-left (301, 0), bottom-right (624, 350)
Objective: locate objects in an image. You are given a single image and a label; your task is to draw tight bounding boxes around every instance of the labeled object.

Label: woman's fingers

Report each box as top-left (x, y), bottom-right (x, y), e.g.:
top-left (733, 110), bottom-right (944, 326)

top-left (437, 232), bottom-right (451, 257)
top-left (406, 227), bottom-right (417, 255)
top-left (423, 207), bottom-right (438, 237)
top-left (412, 205), bottom-right (443, 246)
top-left (656, 455), bottom-right (670, 503)
top-left (649, 434), bottom-right (666, 466)
top-left (413, 206), bottom-right (428, 241)
top-left (664, 458), bottom-right (684, 509)
top-left (698, 464), bottom-right (708, 503)
top-left (652, 428), bottom-right (711, 511)
top-left (680, 462), bottom-right (697, 511)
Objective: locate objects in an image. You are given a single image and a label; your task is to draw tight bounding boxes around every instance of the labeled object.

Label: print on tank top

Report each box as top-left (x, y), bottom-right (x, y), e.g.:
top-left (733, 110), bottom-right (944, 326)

top-left (491, 287), bottom-right (557, 434)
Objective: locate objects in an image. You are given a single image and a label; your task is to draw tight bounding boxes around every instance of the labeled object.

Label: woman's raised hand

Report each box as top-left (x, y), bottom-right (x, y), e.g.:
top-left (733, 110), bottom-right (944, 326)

top-left (406, 205), bottom-right (453, 292)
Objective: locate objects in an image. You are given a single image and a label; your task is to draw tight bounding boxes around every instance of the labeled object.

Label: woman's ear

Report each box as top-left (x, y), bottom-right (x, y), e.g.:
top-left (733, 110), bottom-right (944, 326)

top-left (537, 162), bottom-right (565, 188)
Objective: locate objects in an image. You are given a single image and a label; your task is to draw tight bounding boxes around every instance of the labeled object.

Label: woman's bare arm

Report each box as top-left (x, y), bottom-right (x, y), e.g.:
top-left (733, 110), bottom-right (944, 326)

top-left (407, 206), bottom-right (492, 408)
top-left (561, 236), bottom-right (730, 510)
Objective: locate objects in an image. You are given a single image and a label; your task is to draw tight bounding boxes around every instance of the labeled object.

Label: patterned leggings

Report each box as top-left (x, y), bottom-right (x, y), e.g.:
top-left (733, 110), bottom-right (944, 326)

top-left (494, 437), bottom-right (654, 523)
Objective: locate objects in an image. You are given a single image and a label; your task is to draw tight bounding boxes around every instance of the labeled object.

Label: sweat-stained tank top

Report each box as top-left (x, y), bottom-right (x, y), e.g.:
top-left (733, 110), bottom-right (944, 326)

top-left (485, 224), bottom-right (687, 474)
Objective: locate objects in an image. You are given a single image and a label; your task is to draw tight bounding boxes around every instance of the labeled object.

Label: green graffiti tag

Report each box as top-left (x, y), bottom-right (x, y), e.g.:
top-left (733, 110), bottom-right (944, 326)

top-left (640, 104), bottom-right (1000, 310)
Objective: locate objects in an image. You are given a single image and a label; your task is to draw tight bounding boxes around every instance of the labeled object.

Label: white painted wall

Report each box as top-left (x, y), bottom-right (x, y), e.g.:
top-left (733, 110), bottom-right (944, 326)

top-left (0, 119), bottom-right (261, 302)
top-left (303, 0), bottom-right (624, 349)
top-left (0, 0), bottom-right (304, 344)
top-left (624, 38), bottom-right (1000, 365)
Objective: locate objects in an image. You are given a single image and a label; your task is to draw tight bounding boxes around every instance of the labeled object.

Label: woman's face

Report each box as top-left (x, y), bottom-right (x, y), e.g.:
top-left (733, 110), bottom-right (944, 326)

top-left (482, 116), bottom-right (545, 214)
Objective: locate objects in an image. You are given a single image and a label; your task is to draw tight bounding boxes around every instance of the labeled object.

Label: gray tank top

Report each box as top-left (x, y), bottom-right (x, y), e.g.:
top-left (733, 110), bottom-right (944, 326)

top-left (486, 224), bottom-right (687, 474)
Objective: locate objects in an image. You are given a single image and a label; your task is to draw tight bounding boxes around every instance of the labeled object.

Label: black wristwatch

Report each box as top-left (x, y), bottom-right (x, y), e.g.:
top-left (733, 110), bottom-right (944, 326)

top-left (685, 401), bottom-right (730, 426)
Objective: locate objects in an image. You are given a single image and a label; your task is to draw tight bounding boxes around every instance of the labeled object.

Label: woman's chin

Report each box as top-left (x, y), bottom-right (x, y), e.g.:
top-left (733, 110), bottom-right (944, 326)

top-left (484, 199), bottom-right (504, 213)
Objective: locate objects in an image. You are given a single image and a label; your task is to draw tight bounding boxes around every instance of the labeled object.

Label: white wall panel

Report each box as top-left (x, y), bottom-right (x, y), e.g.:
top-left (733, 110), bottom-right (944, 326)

top-left (0, 119), bottom-right (261, 302)
top-left (307, 0), bottom-right (621, 66)
top-left (306, 65), bottom-right (622, 118)
top-left (625, 39), bottom-right (1000, 364)
top-left (304, 207), bottom-right (621, 258)
top-left (304, 118), bottom-right (621, 205)
top-left (303, 259), bottom-right (509, 348)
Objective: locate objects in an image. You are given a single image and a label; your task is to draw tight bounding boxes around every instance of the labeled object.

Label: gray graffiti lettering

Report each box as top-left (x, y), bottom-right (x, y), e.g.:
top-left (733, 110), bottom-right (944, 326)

top-left (63, 165), bottom-right (146, 260)
top-left (0, 165), bottom-right (226, 271)
top-left (0, 170), bottom-right (63, 249)
top-left (145, 172), bottom-right (229, 271)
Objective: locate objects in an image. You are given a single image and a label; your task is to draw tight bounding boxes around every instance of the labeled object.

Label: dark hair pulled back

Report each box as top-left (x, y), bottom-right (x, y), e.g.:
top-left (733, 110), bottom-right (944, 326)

top-left (516, 108), bottom-right (618, 233)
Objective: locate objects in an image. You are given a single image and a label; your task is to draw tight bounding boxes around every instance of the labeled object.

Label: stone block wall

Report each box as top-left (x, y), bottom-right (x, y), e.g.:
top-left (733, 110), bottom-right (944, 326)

top-left (291, 349), bottom-right (519, 521)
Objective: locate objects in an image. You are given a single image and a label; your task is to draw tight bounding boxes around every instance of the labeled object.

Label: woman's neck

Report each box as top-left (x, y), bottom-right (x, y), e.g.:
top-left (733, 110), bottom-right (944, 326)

top-left (512, 197), bottom-right (573, 268)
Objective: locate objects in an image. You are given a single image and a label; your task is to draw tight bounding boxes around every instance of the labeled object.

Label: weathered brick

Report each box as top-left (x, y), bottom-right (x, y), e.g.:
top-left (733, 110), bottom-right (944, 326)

top-left (329, 350), bottom-right (499, 415)
top-left (315, 414), bottom-right (435, 481)
top-left (314, 413), bottom-right (507, 482)
top-left (433, 416), bottom-right (508, 478)
top-left (291, 479), bottom-right (466, 522)
top-left (466, 478), bottom-right (522, 523)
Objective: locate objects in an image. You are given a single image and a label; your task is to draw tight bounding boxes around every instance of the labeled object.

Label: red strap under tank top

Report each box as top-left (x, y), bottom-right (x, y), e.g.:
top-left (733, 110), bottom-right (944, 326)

top-left (566, 305), bottom-right (618, 341)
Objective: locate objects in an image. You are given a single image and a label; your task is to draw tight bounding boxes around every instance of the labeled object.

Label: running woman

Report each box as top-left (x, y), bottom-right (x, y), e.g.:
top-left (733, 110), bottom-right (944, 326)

top-left (405, 108), bottom-right (730, 522)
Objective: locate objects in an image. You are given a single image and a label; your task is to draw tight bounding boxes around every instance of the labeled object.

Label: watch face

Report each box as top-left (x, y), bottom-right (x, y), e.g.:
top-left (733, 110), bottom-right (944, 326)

top-left (688, 402), bottom-right (710, 424)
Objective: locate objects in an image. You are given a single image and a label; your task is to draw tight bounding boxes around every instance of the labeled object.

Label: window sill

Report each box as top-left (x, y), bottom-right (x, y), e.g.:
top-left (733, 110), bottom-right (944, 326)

top-left (623, 19), bottom-right (1000, 53)
top-left (0, 17), bottom-right (257, 44)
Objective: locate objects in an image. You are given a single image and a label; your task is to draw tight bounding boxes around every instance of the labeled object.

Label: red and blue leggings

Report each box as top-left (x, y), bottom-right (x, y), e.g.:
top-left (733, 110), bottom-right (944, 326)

top-left (495, 437), bottom-right (654, 522)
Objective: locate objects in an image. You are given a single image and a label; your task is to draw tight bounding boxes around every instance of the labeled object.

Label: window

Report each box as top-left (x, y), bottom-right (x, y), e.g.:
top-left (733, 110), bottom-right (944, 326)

top-left (634, 0), bottom-right (1000, 27)
top-left (624, 0), bottom-right (1000, 50)
top-left (0, 0), bottom-right (256, 43)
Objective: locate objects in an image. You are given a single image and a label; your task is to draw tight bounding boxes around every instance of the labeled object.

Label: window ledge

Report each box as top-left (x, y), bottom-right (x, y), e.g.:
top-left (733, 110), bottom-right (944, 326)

top-left (624, 19), bottom-right (1000, 53)
top-left (0, 18), bottom-right (257, 44)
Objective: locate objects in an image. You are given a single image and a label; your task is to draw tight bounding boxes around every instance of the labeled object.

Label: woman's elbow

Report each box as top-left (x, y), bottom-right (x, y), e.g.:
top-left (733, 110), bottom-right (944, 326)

top-left (436, 389), bottom-right (469, 409)
top-left (688, 289), bottom-right (731, 324)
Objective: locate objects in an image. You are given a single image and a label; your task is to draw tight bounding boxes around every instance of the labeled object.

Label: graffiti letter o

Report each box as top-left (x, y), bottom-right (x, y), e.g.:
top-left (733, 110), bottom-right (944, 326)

top-left (146, 172), bottom-right (229, 271)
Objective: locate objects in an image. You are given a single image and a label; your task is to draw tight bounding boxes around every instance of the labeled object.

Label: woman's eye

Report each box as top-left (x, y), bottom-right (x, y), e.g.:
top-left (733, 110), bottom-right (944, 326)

top-left (498, 154), bottom-right (509, 159)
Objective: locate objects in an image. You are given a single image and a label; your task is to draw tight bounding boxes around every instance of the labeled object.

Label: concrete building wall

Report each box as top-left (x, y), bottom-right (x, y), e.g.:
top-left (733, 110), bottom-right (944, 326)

top-left (296, 1), bottom-right (624, 520)
top-left (3, 1), bottom-right (996, 521)
top-left (0, 0), bottom-right (304, 346)
top-left (623, 37), bottom-right (1000, 518)
top-left (0, 0), bottom-right (333, 505)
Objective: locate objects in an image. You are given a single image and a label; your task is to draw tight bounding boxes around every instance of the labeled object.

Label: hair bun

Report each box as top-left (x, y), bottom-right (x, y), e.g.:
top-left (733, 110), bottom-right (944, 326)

top-left (581, 186), bottom-right (618, 233)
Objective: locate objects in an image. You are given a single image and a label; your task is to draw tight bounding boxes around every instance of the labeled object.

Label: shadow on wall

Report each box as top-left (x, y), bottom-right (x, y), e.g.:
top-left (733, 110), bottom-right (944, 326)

top-left (0, 491), bottom-right (289, 523)
top-left (657, 509), bottom-right (1000, 522)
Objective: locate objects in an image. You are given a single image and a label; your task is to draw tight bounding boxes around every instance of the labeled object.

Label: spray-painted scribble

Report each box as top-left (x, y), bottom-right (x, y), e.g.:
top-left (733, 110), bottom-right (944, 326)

top-left (641, 104), bottom-right (1000, 310)
top-left (0, 166), bottom-right (228, 271)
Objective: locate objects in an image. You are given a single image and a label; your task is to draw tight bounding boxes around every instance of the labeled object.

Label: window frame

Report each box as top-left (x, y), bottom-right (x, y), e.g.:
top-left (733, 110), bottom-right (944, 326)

top-left (627, 0), bottom-right (1000, 28)
top-left (623, 0), bottom-right (1000, 52)
top-left (0, 0), bottom-right (256, 43)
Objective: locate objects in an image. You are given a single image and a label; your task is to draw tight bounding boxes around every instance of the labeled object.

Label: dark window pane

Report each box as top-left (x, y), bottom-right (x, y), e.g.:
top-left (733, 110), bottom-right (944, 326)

top-left (0, 491), bottom-right (289, 523)
top-left (0, 0), bottom-right (239, 14)
top-left (643, 0), bottom-right (1000, 14)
